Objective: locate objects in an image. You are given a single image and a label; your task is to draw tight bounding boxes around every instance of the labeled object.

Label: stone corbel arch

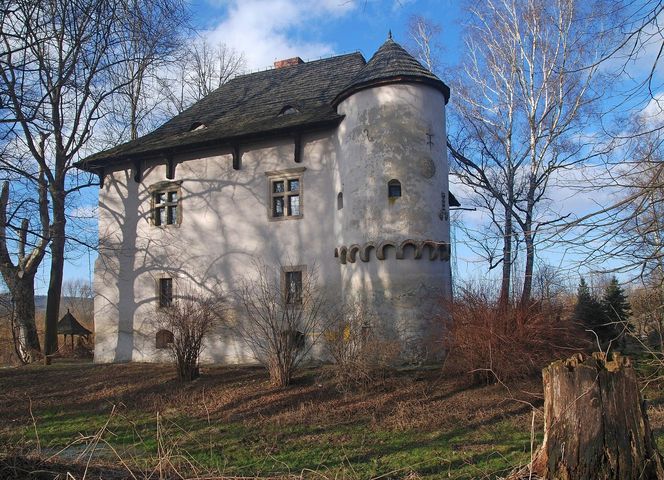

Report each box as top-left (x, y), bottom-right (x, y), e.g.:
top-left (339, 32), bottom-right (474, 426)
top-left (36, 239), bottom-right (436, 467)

top-left (421, 240), bottom-right (440, 260)
top-left (438, 242), bottom-right (451, 261)
top-left (360, 242), bottom-right (376, 262)
top-left (338, 246), bottom-right (348, 264)
top-left (398, 239), bottom-right (422, 260)
top-left (377, 241), bottom-right (398, 260)
top-left (347, 244), bottom-right (361, 263)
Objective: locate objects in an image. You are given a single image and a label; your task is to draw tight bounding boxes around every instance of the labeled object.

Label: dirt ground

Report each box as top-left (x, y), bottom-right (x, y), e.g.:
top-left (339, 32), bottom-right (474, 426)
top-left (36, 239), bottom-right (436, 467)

top-left (0, 362), bottom-right (543, 433)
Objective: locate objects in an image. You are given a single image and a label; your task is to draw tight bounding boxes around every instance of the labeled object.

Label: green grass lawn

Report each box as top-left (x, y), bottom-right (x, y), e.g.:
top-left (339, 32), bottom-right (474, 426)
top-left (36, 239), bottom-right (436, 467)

top-left (0, 361), bottom-right (590, 479)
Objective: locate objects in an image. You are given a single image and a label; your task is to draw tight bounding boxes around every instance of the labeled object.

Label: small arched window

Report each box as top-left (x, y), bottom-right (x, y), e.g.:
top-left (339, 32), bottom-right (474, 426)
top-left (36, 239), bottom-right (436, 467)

top-left (156, 329), bottom-right (174, 349)
top-left (337, 192), bottom-right (343, 210)
top-left (388, 179), bottom-right (401, 198)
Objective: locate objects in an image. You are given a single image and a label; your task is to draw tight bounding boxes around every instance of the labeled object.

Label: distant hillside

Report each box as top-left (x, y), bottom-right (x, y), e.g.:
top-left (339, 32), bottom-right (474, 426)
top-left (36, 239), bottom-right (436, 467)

top-left (1, 295), bottom-right (92, 315)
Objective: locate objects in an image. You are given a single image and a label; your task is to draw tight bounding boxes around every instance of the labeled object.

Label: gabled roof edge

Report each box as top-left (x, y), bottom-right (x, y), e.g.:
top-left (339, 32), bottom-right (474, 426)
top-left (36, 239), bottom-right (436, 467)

top-left (332, 75), bottom-right (451, 107)
top-left (76, 115), bottom-right (345, 172)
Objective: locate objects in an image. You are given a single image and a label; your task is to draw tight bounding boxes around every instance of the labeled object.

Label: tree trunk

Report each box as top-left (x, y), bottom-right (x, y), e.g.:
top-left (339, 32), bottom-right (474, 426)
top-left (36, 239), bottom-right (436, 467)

top-left (524, 353), bottom-right (664, 480)
top-left (520, 225), bottom-right (534, 306)
top-left (499, 205), bottom-right (513, 307)
top-left (44, 191), bottom-right (66, 356)
top-left (8, 273), bottom-right (41, 363)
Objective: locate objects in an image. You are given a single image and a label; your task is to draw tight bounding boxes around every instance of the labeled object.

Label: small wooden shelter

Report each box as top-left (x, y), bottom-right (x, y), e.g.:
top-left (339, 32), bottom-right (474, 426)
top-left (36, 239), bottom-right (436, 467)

top-left (57, 309), bottom-right (92, 350)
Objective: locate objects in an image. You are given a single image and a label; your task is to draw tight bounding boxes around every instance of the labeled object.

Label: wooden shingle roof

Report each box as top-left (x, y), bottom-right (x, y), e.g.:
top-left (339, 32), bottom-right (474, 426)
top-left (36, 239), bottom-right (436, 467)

top-left (333, 38), bottom-right (450, 106)
top-left (78, 38), bottom-right (449, 171)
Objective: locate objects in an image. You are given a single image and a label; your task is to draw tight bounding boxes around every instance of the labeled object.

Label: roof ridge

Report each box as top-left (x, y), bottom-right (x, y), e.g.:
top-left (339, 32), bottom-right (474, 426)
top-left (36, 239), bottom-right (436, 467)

top-left (231, 51), bottom-right (366, 80)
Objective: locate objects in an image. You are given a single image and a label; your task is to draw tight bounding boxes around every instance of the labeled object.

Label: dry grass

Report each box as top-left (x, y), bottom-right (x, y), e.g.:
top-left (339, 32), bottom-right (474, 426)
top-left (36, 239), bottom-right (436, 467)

top-left (0, 363), bottom-right (541, 431)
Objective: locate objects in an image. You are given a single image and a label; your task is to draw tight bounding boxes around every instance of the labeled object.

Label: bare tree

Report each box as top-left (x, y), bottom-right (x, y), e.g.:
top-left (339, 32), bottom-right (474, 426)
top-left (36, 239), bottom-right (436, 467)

top-left (0, 171), bottom-right (49, 363)
top-left (234, 262), bottom-right (335, 387)
top-left (62, 278), bottom-right (94, 327)
top-left (101, 0), bottom-right (189, 143)
top-left (0, 0), bottom-right (190, 357)
top-left (156, 287), bottom-right (225, 381)
top-left (448, 0), bottom-right (609, 305)
top-left (160, 39), bottom-right (246, 116)
top-left (406, 15), bottom-right (443, 74)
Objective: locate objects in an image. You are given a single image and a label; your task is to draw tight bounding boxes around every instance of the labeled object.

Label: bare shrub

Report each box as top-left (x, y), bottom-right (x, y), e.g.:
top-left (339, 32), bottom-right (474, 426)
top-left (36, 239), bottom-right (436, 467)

top-left (156, 288), bottom-right (225, 382)
top-left (323, 303), bottom-right (400, 391)
top-left (234, 262), bottom-right (335, 387)
top-left (444, 286), bottom-right (588, 384)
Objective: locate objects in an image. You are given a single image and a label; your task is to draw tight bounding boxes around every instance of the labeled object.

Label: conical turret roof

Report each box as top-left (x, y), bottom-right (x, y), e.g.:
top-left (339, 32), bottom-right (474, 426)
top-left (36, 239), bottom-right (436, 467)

top-left (333, 37), bottom-right (450, 106)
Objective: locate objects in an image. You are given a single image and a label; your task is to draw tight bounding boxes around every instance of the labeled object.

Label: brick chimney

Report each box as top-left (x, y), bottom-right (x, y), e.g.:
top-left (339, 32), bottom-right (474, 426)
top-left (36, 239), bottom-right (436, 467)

top-left (274, 57), bottom-right (304, 69)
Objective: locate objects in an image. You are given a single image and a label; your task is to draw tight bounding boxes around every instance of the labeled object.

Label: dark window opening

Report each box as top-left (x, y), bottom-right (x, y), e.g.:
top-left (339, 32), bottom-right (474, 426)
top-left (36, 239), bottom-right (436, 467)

top-left (281, 329), bottom-right (305, 350)
top-left (156, 329), bottom-right (174, 349)
top-left (278, 105), bottom-right (299, 116)
top-left (270, 175), bottom-right (302, 218)
top-left (153, 188), bottom-right (179, 226)
top-left (284, 270), bottom-right (302, 304)
top-left (189, 122), bottom-right (207, 131)
top-left (388, 179), bottom-right (401, 198)
top-left (159, 278), bottom-right (173, 307)
top-left (337, 192), bottom-right (343, 210)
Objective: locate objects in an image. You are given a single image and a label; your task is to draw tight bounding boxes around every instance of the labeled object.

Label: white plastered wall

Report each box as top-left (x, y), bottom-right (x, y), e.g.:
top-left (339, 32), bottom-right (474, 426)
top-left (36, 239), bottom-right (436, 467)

top-left (94, 132), bottom-right (341, 363)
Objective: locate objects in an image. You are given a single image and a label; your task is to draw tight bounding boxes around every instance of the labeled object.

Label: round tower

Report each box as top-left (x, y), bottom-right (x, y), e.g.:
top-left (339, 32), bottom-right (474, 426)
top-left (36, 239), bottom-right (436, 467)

top-left (333, 38), bottom-right (452, 362)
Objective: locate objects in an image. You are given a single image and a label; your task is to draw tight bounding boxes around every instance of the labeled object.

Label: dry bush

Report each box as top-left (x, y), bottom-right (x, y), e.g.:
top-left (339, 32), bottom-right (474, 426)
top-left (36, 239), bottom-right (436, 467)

top-left (323, 303), bottom-right (401, 391)
top-left (444, 286), bottom-right (589, 384)
top-left (157, 287), bottom-right (225, 382)
top-left (234, 262), bottom-right (336, 387)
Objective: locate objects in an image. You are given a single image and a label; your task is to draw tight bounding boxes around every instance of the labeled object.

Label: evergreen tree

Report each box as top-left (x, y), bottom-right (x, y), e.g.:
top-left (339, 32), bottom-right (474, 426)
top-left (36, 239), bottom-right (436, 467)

top-left (602, 277), bottom-right (632, 349)
top-left (574, 278), bottom-right (607, 345)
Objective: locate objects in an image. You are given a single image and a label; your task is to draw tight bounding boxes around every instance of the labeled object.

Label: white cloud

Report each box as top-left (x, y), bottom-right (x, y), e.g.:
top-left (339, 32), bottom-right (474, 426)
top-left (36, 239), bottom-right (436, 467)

top-left (202, 0), bottom-right (357, 70)
top-left (639, 91), bottom-right (664, 126)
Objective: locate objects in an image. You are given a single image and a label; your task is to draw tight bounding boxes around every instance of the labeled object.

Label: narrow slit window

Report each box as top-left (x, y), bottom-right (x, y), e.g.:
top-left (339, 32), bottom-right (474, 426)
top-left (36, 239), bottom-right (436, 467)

top-left (284, 270), bottom-right (303, 304)
top-left (388, 179), bottom-right (401, 198)
top-left (337, 192), bottom-right (343, 210)
top-left (159, 278), bottom-right (173, 307)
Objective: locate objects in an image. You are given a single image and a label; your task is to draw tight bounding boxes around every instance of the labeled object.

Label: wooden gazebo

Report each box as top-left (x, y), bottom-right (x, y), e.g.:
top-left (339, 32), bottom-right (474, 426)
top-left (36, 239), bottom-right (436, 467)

top-left (57, 309), bottom-right (92, 350)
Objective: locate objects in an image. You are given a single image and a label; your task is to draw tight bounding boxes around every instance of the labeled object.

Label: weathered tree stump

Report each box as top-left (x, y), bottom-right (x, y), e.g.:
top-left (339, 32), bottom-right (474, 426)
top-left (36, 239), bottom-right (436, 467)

top-left (521, 353), bottom-right (664, 480)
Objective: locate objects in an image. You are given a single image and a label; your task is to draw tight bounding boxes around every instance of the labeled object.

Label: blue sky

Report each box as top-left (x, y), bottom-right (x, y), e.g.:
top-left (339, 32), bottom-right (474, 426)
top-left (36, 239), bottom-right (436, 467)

top-left (51, 0), bottom-right (662, 294)
top-left (187, 0), bottom-right (463, 70)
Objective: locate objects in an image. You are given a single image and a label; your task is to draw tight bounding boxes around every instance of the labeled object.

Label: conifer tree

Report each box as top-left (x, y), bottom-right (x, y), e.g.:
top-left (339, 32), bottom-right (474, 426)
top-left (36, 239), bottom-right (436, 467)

top-left (602, 277), bottom-right (632, 349)
top-left (574, 278), bottom-right (607, 346)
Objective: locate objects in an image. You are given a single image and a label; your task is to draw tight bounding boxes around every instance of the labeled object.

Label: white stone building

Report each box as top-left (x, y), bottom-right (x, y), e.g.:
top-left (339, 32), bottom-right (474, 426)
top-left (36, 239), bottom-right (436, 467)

top-left (79, 38), bottom-right (455, 364)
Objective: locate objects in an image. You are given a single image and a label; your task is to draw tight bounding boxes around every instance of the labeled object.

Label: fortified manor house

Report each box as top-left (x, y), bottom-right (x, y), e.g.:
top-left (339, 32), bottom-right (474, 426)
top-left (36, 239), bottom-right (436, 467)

top-left (79, 38), bottom-right (457, 364)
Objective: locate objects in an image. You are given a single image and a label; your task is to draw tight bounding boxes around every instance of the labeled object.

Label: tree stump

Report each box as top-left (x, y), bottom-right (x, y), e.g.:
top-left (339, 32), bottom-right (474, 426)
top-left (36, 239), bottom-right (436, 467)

top-left (525, 353), bottom-right (664, 480)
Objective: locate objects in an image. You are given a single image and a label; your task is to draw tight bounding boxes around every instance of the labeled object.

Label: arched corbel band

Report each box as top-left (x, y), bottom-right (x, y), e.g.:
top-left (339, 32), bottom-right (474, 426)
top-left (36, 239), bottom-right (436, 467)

top-left (335, 239), bottom-right (450, 264)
